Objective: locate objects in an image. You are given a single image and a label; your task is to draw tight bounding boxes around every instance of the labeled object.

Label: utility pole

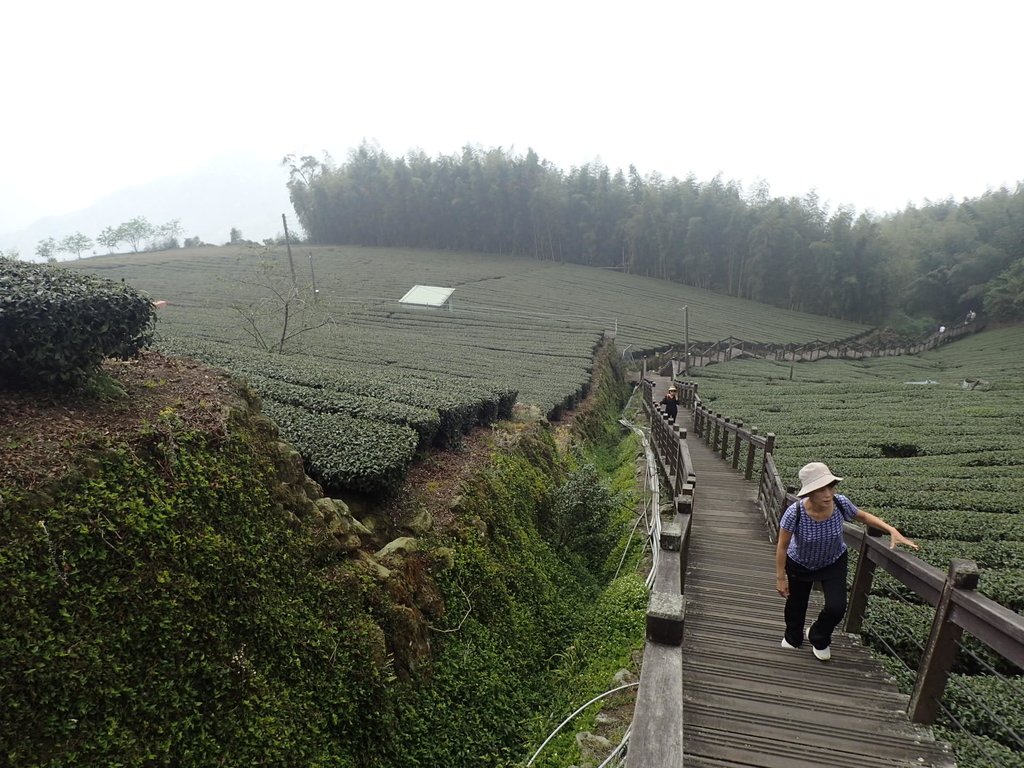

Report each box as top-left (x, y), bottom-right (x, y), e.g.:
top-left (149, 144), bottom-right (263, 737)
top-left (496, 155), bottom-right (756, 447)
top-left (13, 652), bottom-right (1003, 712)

top-left (682, 305), bottom-right (690, 377)
top-left (308, 251), bottom-right (318, 301)
top-left (282, 213), bottom-right (298, 298)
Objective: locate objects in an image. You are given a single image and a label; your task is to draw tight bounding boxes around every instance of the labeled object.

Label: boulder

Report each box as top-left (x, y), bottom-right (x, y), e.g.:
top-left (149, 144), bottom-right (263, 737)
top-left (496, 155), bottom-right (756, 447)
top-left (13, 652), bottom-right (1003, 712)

top-left (355, 551), bottom-right (391, 581)
top-left (575, 731), bottom-right (613, 763)
top-left (316, 497), bottom-right (341, 522)
top-left (613, 668), bottom-right (637, 685)
top-left (302, 477), bottom-right (323, 500)
top-left (359, 514), bottom-right (383, 535)
top-left (377, 536), bottom-right (418, 559)
top-left (325, 514), bottom-right (350, 537)
top-left (406, 508), bottom-right (434, 535)
top-left (272, 441), bottom-right (306, 484)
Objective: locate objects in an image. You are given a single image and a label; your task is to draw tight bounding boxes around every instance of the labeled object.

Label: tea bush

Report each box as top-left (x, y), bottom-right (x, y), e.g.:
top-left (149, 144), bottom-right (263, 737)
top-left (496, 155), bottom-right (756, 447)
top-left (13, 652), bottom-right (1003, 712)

top-left (0, 258), bottom-right (154, 387)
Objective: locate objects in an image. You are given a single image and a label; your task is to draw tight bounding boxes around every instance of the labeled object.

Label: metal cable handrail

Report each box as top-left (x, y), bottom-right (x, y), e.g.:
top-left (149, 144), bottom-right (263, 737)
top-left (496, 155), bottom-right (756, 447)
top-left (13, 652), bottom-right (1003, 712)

top-left (524, 683), bottom-right (641, 766)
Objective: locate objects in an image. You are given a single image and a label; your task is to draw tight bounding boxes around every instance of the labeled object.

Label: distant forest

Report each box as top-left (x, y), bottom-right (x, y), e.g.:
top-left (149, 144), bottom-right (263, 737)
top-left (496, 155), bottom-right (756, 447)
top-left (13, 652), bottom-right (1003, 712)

top-left (285, 145), bottom-right (1024, 328)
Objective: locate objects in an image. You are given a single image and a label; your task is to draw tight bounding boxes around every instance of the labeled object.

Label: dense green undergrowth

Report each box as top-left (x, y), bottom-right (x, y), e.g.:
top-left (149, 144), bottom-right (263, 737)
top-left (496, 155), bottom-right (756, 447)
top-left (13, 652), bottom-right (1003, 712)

top-left (1, 342), bottom-right (647, 767)
top-left (1, 416), bottom-right (390, 767)
top-left (385, 343), bottom-right (646, 767)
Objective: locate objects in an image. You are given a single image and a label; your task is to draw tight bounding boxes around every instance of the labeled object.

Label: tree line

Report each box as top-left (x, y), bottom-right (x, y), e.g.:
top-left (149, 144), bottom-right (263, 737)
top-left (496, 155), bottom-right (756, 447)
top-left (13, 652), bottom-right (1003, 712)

top-left (285, 145), bottom-right (1024, 327)
top-left (0, 218), bottom-right (195, 263)
top-left (0, 221), bottom-right (269, 264)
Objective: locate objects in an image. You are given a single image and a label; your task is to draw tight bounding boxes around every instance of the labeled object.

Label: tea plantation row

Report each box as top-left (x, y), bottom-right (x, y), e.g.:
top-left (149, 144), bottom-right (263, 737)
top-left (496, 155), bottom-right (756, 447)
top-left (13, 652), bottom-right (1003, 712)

top-left (76, 245), bottom-right (865, 493)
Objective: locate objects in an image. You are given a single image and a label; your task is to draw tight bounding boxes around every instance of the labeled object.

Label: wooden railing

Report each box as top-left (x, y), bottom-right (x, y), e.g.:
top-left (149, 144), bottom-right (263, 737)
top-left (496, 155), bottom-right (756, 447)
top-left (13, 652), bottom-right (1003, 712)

top-left (659, 320), bottom-right (985, 375)
top-left (681, 377), bottom-right (1024, 726)
top-left (626, 380), bottom-right (697, 767)
top-left (841, 529), bottom-right (1024, 723)
top-left (690, 388), bottom-right (775, 483)
top-left (642, 381), bottom-right (696, 515)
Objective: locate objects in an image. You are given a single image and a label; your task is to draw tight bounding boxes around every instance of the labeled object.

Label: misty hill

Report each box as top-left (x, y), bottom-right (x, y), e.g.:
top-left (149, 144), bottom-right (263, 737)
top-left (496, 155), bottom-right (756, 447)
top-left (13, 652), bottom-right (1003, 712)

top-left (1, 153), bottom-right (295, 258)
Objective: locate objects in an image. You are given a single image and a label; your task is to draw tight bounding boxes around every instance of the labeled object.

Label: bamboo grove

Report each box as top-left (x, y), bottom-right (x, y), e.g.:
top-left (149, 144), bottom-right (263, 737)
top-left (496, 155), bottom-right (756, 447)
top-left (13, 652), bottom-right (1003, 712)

top-left (285, 145), bottom-right (1024, 328)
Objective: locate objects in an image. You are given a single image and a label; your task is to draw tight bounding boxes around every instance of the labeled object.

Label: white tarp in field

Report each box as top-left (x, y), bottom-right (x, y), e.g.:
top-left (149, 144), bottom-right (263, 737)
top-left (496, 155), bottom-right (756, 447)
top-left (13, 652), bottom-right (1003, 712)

top-left (398, 285), bottom-right (454, 307)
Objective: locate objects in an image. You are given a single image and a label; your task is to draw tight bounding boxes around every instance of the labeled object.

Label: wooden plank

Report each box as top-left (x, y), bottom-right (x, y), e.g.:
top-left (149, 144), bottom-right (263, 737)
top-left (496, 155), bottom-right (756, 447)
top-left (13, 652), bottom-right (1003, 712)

top-left (654, 541), bottom-right (681, 595)
top-left (626, 641), bottom-right (684, 768)
top-left (646, 592), bottom-right (685, 645)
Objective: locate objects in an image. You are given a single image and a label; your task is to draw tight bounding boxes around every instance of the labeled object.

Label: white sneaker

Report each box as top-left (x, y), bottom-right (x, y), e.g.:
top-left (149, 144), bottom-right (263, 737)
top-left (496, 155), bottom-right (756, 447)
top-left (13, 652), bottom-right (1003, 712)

top-left (806, 627), bottom-right (831, 661)
top-left (781, 637), bottom-right (798, 650)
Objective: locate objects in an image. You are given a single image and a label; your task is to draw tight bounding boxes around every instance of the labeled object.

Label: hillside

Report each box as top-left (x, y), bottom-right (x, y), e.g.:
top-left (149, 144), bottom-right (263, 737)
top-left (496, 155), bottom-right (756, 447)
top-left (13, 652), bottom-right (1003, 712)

top-left (77, 244), bottom-right (869, 351)
top-left (70, 245), bottom-right (868, 495)
top-left (1, 342), bottom-right (648, 767)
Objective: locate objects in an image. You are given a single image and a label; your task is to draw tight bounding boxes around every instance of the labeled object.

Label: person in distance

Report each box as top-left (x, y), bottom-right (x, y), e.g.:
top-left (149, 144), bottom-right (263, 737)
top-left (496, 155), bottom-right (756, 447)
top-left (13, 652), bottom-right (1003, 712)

top-left (659, 384), bottom-right (679, 423)
top-left (775, 462), bottom-right (918, 661)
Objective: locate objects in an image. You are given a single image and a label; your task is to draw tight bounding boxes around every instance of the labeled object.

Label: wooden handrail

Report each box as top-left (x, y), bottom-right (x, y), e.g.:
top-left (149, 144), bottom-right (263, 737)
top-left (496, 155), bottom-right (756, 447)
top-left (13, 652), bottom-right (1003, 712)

top-left (683, 381), bottom-right (774, 488)
top-left (658, 320), bottom-right (986, 372)
top-left (842, 525), bottom-right (1024, 722)
top-left (633, 370), bottom-right (1023, 763)
top-left (628, 380), bottom-right (696, 768)
top-left (643, 379), bottom-right (695, 509)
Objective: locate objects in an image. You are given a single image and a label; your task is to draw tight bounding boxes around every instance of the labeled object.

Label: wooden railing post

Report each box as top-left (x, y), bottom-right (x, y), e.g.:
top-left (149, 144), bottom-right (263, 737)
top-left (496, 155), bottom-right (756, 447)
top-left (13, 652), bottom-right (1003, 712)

top-left (720, 418), bottom-right (730, 460)
top-left (668, 424), bottom-right (680, 486)
top-left (732, 423), bottom-right (742, 469)
top-left (713, 413), bottom-right (722, 452)
top-left (664, 422), bottom-right (674, 483)
top-left (775, 482), bottom-right (788, 532)
top-left (908, 559), bottom-right (980, 724)
top-left (845, 527), bottom-right (879, 633)
top-left (745, 427), bottom-right (758, 480)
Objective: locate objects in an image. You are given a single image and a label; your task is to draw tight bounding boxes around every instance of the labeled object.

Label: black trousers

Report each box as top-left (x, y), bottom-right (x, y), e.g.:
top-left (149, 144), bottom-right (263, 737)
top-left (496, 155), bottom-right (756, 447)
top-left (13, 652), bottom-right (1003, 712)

top-left (783, 550), bottom-right (848, 650)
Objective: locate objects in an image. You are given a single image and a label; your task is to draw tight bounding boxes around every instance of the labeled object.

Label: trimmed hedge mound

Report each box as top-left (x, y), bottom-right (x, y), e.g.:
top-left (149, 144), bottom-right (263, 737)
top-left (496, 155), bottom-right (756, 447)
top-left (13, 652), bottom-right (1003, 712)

top-left (0, 258), bottom-right (154, 387)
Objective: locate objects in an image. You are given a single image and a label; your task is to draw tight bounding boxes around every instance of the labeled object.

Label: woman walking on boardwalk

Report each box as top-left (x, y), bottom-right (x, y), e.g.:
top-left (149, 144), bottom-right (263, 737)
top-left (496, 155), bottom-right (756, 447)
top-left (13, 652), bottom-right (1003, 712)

top-left (775, 462), bottom-right (918, 661)
top-left (659, 384), bottom-right (679, 423)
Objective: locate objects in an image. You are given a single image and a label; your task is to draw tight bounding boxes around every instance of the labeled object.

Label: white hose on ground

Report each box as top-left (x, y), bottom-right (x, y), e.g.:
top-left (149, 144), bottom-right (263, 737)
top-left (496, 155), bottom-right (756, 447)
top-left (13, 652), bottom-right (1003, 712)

top-left (595, 726), bottom-right (631, 768)
top-left (524, 683), bottom-right (640, 766)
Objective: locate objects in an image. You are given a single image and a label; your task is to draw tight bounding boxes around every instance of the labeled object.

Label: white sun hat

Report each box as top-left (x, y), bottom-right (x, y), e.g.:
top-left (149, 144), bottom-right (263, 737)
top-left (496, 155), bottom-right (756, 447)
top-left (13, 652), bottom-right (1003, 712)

top-left (797, 462), bottom-right (843, 496)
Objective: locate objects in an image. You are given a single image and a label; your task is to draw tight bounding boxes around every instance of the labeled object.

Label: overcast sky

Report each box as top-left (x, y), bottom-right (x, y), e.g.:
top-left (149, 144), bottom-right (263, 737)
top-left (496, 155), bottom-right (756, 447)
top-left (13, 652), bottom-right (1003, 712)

top-left (3, 0), bottom-right (1021, 236)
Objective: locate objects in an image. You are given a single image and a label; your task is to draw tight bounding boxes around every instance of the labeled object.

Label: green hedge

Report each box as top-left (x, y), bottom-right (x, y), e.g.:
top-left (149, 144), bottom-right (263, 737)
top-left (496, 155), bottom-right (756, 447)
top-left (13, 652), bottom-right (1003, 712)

top-left (0, 258), bottom-right (154, 387)
top-left (157, 336), bottom-right (518, 490)
top-left (261, 400), bottom-right (420, 494)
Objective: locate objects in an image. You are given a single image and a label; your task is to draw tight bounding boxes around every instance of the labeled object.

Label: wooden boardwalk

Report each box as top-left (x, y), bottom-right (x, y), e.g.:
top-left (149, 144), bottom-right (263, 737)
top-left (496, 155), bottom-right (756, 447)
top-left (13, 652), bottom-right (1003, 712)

top-left (648, 375), bottom-right (956, 768)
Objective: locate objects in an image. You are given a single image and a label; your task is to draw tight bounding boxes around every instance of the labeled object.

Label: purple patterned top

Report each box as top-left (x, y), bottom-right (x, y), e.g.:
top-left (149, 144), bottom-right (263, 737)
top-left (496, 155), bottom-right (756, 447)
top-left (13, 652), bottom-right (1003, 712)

top-left (780, 494), bottom-right (859, 570)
